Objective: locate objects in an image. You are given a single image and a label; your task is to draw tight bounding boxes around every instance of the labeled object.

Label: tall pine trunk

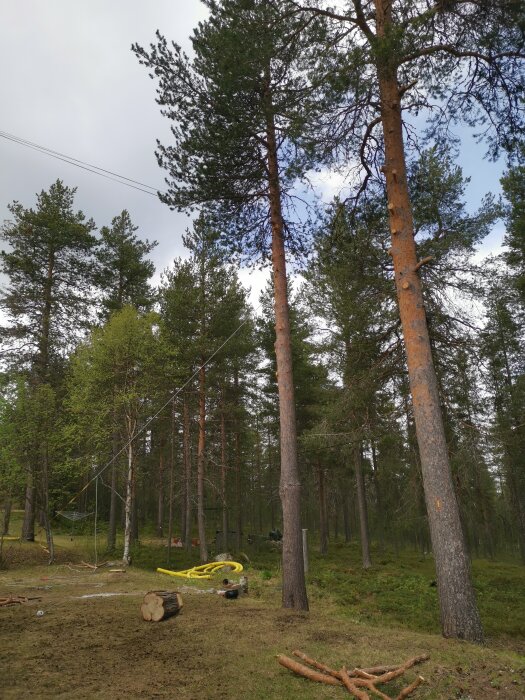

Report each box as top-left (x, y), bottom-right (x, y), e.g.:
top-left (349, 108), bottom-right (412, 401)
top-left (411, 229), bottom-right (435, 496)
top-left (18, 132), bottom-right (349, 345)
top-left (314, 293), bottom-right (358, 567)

top-left (234, 368), bottom-right (242, 552)
top-left (256, 416), bottom-right (263, 533)
top-left (265, 74), bottom-right (308, 611)
top-left (235, 429), bottom-right (242, 551)
top-left (373, 0), bottom-right (483, 642)
top-left (2, 498), bottom-right (12, 536)
top-left (197, 363), bottom-right (208, 562)
top-left (22, 473), bottom-right (35, 541)
top-left (157, 447), bottom-right (165, 538)
top-left (183, 394), bottom-right (192, 551)
top-left (317, 461), bottom-right (328, 555)
top-left (41, 445), bottom-right (54, 564)
top-left (220, 400), bottom-right (228, 551)
top-left (167, 404), bottom-right (176, 564)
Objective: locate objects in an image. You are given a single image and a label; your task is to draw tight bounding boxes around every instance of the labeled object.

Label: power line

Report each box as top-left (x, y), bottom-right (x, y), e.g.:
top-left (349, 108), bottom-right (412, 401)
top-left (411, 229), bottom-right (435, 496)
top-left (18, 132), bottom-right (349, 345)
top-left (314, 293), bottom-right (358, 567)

top-left (0, 129), bottom-right (165, 198)
top-left (0, 130), bottom-right (158, 191)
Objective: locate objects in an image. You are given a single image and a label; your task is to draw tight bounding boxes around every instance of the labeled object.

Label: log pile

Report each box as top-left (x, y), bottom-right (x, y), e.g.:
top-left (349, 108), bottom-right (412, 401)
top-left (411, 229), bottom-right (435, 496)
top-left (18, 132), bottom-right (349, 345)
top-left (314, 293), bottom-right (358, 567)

top-left (277, 651), bottom-right (429, 699)
top-left (141, 590), bottom-right (183, 622)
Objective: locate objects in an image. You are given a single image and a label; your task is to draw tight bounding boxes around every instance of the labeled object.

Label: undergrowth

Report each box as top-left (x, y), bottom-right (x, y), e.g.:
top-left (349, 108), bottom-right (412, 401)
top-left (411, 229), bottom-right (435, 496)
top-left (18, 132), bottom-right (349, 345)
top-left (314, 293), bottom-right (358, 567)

top-left (4, 509), bottom-right (525, 644)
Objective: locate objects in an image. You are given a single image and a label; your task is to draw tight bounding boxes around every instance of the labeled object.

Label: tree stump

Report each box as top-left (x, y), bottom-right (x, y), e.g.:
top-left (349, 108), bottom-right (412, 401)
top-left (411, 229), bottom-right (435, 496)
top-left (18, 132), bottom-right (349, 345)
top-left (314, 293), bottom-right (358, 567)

top-left (141, 590), bottom-right (183, 622)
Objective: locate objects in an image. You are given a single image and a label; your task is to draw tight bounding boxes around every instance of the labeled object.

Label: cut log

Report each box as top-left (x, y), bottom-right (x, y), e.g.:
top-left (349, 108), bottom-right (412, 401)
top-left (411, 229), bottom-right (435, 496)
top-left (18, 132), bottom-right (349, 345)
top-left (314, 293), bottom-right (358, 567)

top-left (141, 590), bottom-right (183, 622)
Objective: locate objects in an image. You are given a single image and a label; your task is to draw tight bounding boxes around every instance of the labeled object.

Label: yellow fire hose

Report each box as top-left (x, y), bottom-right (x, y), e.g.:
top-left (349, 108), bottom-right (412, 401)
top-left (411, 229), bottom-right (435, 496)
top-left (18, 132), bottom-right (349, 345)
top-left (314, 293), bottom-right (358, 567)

top-left (157, 561), bottom-right (243, 579)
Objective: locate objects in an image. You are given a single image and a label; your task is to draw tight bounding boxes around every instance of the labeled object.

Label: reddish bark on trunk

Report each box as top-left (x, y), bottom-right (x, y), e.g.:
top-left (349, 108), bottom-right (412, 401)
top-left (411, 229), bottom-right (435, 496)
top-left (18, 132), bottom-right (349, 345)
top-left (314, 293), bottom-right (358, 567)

top-left (265, 78), bottom-right (308, 611)
top-left (197, 363), bottom-right (208, 562)
top-left (373, 0), bottom-right (483, 642)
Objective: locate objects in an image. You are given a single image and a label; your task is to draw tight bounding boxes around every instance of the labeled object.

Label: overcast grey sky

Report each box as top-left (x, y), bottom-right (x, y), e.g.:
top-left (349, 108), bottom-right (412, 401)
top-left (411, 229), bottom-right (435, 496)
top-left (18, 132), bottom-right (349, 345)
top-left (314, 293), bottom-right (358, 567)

top-left (0, 0), bottom-right (506, 297)
top-left (0, 1), bottom-right (210, 276)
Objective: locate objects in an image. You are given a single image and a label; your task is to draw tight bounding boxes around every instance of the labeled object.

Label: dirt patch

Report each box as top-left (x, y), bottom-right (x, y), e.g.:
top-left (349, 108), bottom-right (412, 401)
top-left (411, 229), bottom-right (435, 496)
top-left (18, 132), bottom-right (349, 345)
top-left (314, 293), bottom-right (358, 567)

top-left (1, 566), bottom-right (524, 699)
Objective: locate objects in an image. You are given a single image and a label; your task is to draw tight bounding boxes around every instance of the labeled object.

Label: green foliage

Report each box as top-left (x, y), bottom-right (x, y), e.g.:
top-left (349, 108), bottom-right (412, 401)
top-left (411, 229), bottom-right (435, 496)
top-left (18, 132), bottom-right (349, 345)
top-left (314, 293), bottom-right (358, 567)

top-left (257, 279), bottom-right (329, 437)
top-left (66, 306), bottom-right (163, 467)
top-left (501, 149), bottom-right (525, 302)
top-left (0, 180), bottom-right (98, 380)
top-left (133, 0), bottom-right (321, 258)
top-left (95, 210), bottom-right (157, 318)
top-left (481, 267), bottom-right (525, 560)
top-left (159, 214), bottom-right (255, 384)
top-left (307, 0), bottom-right (525, 166)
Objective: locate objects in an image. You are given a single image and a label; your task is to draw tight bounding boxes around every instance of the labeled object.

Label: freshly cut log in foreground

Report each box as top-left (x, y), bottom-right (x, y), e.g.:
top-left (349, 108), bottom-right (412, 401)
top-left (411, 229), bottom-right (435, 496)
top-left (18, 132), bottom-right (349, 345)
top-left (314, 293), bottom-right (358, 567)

top-left (141, 590), bottom-right (183, 622)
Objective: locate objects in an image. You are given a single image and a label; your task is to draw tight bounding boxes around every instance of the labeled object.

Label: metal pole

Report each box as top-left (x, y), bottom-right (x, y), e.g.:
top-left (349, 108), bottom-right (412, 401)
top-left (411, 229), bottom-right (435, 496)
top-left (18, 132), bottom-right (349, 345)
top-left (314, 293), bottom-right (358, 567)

top-left (302, 528), bottom-right (308, 575)
top-left (94, 476), bottom-right (98, 569)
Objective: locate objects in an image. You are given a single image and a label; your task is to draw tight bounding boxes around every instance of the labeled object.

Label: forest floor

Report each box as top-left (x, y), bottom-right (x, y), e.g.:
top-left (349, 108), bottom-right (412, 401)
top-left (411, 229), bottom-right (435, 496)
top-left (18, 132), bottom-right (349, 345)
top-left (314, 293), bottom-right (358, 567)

top-left (1, 526), bottom-right (524, 699)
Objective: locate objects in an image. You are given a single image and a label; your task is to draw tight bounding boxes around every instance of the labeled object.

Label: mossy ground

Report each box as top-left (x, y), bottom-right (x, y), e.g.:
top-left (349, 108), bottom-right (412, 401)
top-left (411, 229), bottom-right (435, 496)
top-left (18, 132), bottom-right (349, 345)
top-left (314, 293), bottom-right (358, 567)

top-left (1, 514), bottom-right (524, 699)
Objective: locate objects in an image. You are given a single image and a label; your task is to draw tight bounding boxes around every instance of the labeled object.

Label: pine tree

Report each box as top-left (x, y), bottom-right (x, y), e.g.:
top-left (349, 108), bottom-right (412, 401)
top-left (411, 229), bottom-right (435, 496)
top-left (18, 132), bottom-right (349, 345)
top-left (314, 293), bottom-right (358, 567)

top-left (481, 270), bottom-right (525, 562)
top-left (303, 196), bottom-right (397, 565)
top-left (95, 210), bottom-right (157, 319)
top-left (0, 180), bottom-right (98, 544)
top-left (501, 149), bottom-right (525, 303)
top-left (159, 215), bottom-right (255, 560)
top-left (0, 180), bottom-right (97, 380)
top-left (67, 306), bottom-right (161, 564)
top-left (133, 0), bottom-right (321, 609)
top-left (289, 0), bottom-right (524, 641)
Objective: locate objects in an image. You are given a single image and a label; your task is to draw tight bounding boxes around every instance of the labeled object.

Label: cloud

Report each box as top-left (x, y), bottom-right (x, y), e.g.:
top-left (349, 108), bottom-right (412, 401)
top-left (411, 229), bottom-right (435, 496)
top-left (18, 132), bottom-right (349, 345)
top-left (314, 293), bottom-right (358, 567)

top-left (0, 0), bottom-right (208, 270)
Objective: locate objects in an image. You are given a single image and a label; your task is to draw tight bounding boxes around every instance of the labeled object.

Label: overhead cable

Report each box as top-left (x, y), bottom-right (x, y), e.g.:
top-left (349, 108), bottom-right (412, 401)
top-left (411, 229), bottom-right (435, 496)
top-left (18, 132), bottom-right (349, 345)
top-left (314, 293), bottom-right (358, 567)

top-left (0, 129), bottom-right (165, 197)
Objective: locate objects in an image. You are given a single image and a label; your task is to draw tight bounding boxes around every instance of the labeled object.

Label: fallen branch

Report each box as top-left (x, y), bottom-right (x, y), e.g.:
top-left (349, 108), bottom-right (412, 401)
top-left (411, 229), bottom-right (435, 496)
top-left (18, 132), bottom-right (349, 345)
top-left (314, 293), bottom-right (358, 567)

top-left (396, 676), bottom-right (425, 700)
top-left (277, 655), bottom-right (341, 686)
top-left (279, 651), bottom-right (429, 699)
top-left (372, 656), bottom-right (428, 685)
top-left (292, 650), bottom-right (342, 680)
top-left (0, 595), bottom-right (41, 607)
top-left (80, 560), bottom-right (108, 570)
top-left (340, 666), bottom-right (371, 699)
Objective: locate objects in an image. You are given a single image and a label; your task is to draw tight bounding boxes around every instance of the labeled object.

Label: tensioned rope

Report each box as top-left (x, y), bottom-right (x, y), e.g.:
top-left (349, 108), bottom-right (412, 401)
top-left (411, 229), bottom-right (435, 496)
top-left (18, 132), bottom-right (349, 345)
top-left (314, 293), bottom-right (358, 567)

top-left (61, 306), bottom-right (259, 510)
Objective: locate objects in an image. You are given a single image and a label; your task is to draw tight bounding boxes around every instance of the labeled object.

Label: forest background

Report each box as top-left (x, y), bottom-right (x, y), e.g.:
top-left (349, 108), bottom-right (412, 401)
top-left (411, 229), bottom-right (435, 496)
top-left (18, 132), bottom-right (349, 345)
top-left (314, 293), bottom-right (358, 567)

top-left (0, 0), bottom-right (524, 650)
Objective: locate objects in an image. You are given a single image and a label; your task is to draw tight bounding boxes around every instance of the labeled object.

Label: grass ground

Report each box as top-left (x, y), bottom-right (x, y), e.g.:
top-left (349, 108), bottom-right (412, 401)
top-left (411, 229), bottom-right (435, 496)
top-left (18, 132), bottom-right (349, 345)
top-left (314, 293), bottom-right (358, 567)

top-left (1, 515), bottom-right (524, 699)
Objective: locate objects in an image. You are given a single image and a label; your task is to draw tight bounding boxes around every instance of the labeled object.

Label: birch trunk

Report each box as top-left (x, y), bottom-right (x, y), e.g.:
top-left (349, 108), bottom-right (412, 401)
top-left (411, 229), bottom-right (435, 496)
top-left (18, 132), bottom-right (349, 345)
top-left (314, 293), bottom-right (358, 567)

top-left (122, 418), bottom-right (136, 565)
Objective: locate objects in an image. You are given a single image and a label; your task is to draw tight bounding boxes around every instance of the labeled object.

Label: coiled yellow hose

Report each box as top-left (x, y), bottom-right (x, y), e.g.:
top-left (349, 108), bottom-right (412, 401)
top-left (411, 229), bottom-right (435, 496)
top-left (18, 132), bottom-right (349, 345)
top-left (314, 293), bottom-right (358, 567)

top-left (157, 561), bottom-right (243, 579)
